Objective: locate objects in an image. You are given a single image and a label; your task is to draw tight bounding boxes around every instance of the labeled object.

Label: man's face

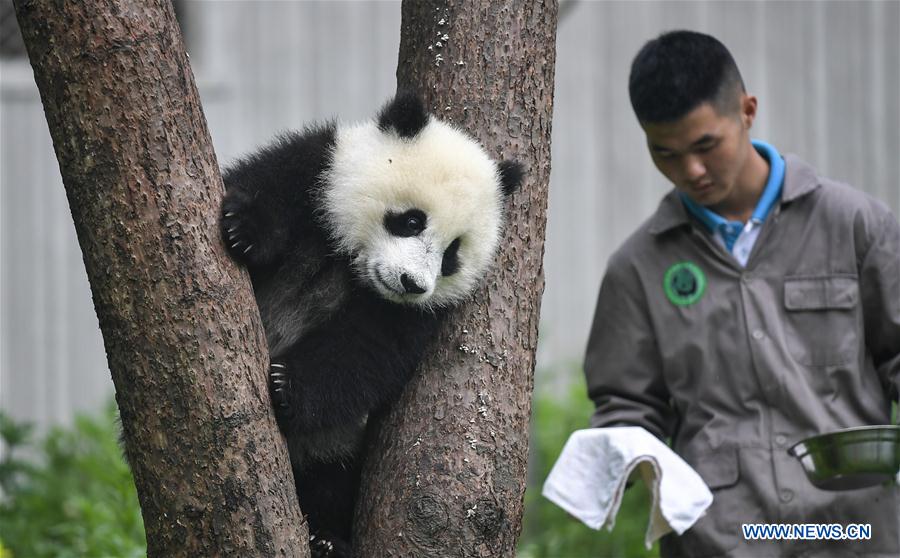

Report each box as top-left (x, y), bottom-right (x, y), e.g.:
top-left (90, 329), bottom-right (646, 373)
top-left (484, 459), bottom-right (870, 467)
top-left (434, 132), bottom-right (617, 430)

top-left (641, 99), bottom-right (755, 208)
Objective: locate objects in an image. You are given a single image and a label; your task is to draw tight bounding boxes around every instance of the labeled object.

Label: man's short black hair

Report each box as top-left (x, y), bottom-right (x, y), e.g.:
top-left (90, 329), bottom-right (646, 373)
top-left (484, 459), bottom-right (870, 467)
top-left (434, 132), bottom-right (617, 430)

top-left (629, 30), bottom-right (746, 124)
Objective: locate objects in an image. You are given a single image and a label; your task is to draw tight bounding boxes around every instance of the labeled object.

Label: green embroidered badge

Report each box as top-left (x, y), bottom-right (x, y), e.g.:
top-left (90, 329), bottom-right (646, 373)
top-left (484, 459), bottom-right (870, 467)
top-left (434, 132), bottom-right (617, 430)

top-left (664, 262), bottom-right (706, 306)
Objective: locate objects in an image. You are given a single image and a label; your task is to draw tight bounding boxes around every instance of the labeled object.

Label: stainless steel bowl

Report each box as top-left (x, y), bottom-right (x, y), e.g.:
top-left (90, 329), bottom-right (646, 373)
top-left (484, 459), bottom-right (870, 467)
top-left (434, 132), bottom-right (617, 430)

top-left (787, 425), bottom-right (900, 491)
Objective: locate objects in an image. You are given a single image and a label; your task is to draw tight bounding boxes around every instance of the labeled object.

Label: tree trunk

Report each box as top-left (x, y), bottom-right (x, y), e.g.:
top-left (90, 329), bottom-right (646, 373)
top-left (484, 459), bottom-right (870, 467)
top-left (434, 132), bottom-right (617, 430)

top-left (355, 1), bottom-right (558, 556)
top-left (13, 1), bottom-right (308, 556)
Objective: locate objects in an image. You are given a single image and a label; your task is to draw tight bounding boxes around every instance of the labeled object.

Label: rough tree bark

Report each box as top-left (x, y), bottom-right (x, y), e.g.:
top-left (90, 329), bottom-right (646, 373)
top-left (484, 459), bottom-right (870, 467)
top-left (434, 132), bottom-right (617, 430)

top-left (13, 1), bottom-right (308, 556)
top-left (355, 1), bottom-right (558, 556)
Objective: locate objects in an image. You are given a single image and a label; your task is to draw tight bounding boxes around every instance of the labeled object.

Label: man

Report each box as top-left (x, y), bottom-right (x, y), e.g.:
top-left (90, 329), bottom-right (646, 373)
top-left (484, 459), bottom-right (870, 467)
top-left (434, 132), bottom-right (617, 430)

top-left (585, 30), bottom-right (900, 556)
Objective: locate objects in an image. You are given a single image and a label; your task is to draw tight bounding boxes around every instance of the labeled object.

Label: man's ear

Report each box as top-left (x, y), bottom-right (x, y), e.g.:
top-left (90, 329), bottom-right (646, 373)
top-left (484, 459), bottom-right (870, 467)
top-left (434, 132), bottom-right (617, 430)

top-left (377, 90), bottom-right (429, 139)
top-left (740, 94), bottom-right (758, 130)
top-left (498, 160), bottom-right (524, 196)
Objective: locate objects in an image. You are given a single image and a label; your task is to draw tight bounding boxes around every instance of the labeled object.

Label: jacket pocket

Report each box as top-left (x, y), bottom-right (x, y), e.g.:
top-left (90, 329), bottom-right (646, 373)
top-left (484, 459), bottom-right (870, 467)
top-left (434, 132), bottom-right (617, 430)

top-left (680, 446), bottom-right (759, 553)
top-left (783, 275), bottom-right (860, 367)
top-left (691, 446), bottom-right (740, 489)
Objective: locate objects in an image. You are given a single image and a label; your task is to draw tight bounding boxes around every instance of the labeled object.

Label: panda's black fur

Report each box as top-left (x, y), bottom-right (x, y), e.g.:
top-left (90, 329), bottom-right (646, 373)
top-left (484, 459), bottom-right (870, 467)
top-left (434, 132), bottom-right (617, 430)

top-left (220, 92), bottom-right (522, 556)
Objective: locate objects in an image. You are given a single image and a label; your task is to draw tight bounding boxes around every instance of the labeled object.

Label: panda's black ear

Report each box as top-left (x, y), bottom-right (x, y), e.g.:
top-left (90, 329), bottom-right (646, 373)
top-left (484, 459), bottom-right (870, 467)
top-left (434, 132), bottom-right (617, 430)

top-left (498, 160), bottom-right (524, 196)
top-left (378, 91), bottom-right (429, 139)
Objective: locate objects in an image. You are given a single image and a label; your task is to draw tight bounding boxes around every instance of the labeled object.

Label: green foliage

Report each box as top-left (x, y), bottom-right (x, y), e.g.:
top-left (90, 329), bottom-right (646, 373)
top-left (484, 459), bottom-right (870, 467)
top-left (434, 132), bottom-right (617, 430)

top-left (0, 403), bottom-right (146, 558)
top-left (519, 377), bottom-right (660, 558)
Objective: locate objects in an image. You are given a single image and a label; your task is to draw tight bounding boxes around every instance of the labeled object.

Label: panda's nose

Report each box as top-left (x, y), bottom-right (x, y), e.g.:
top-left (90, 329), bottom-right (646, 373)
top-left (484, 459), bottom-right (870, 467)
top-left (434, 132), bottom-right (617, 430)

top-left (400, 274), bottom-right (426, 294)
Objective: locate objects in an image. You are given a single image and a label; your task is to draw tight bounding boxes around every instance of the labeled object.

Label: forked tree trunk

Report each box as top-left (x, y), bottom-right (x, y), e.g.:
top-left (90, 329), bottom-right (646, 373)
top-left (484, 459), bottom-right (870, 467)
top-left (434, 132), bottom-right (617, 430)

top-left (355, 1), bottom-right (558, 556)
top-left (13, 1), bottom-right (308, 555)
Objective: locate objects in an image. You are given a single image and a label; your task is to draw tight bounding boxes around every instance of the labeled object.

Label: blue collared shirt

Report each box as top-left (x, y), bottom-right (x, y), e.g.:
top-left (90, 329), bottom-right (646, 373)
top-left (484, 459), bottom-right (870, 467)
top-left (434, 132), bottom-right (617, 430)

top-left (678, 140), bottom-right (785, 266)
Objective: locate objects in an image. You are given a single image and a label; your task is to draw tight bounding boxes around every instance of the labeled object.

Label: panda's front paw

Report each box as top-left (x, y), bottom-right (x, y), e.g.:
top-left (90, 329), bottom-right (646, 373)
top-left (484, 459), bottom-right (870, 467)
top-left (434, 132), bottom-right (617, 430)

top-left (268, 362), bottom-right (293, 419)
top-left (222, 220), bottom-right (253, 259)
top-left (309, 533), bottom-right (351, 558)
top-left (220, 192), bottom-right (284, 267)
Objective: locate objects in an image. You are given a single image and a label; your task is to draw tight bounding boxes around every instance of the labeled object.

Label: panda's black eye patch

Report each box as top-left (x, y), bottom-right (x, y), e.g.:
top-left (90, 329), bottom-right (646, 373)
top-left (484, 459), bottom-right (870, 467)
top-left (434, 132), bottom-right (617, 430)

top-left (384, 209), bottom-right (427, 237)
top-left (441, 237), bottom-right (462, 276)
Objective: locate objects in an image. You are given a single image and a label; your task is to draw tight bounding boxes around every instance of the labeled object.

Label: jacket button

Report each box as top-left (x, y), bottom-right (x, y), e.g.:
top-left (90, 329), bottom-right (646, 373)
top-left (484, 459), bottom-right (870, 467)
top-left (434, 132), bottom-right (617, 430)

top-left (752, 330), bottom-right (765, 340)
top-left (780, 489), bottom-right (794, 503)
top-left (775, 434), bottom-right (787, 446)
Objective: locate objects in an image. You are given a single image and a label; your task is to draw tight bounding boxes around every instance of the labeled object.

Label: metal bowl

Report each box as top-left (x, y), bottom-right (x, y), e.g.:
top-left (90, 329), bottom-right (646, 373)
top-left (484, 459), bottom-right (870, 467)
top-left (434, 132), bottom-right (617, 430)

top-left (787, 425), bottom-right (900, 491)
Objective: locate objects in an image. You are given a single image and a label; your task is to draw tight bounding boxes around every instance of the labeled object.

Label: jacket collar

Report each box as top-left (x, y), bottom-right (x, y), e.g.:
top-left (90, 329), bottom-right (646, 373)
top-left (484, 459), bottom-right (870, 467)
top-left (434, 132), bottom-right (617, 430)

top-left (647, 153), bottom-right (821, 236)
top-left (780, 154), bottom-right (820, 203)
top-left (647, 190), bottom-right (691, 235)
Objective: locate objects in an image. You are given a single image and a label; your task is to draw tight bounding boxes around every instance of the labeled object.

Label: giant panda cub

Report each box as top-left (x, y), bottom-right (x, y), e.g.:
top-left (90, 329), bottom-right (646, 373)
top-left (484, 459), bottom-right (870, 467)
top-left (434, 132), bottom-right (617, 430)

top-left (220, 92), bottom-right (523, 556)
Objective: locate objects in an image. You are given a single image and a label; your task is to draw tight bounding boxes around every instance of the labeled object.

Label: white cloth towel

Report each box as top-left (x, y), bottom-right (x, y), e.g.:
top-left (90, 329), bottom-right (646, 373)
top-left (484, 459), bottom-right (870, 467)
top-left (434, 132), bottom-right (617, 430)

top-left (541, 426), bottom-right (713, 549)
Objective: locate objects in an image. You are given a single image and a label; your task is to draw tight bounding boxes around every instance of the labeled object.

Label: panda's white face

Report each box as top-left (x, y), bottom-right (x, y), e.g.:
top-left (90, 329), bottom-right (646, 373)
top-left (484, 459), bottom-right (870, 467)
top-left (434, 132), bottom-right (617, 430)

top-left (321, 116), bottom-right (509, 309)
top-left (361, 210), bottom-right (452, 304)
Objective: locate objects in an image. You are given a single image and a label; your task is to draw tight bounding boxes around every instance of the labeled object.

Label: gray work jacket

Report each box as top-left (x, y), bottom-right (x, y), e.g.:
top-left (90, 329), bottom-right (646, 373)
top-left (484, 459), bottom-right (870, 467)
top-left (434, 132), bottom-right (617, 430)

top-left (585, 154), bottom-right (900, 557)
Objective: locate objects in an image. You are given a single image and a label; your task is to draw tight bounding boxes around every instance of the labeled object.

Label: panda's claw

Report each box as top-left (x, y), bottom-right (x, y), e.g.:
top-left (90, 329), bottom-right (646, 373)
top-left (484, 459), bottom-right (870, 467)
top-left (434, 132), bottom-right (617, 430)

top-left (243, 244), bottom-right (254, 254)
top-left (268, 363), bottom-right (292, 411)
top-left (271, 372), bottom-right (288, 388)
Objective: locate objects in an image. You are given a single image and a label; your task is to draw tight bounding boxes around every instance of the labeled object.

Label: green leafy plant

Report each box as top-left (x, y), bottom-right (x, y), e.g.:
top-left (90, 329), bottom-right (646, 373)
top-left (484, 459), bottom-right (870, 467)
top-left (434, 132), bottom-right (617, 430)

top-left (0, 402), bottom-right (145, 558)
top-left (519, 373), bottom-right (660, 558)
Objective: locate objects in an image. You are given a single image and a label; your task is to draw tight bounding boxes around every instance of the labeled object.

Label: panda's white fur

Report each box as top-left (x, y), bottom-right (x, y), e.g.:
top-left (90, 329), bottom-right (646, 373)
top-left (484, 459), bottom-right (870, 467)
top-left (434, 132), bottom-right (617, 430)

top-left (321, 118), bottom-right (505, 308)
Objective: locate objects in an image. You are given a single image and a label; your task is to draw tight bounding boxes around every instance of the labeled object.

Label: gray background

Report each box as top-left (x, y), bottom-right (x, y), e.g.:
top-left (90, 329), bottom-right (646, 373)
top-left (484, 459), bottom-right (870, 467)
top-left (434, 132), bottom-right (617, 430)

top-left (1, 0), bottom-right (898, 432)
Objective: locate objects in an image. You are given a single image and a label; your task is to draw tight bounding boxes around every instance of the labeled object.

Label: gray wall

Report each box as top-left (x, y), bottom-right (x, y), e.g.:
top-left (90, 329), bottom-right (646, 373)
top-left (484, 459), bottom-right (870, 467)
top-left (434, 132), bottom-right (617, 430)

top-left (1, 0), bottom-right (898, 430)
top-left (540, 0), bottom-right (900, 385)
